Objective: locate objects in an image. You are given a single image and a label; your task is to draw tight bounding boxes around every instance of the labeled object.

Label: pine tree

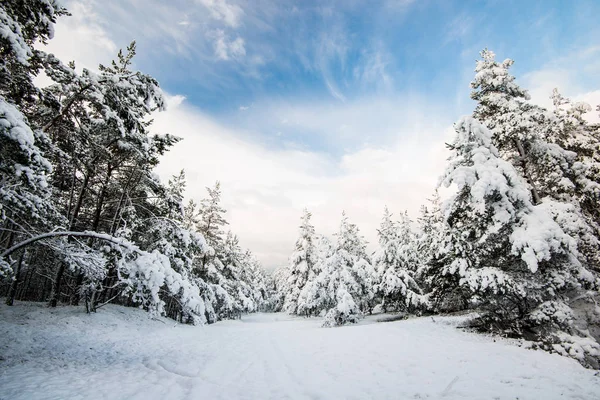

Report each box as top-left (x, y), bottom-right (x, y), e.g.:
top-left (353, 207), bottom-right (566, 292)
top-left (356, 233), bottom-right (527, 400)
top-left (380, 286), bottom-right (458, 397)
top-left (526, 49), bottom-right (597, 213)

top-left (416, 191), bottom-right (444, 285)
top-left (0, 0), bottom-right (66, 281)
top-left (0, 1), bottom-right (272, 326)
top-left (283, 209), bottom-right (320, 315)
top-left (1, 0), bottom-right (67, 107)
top-left (429, 116), bottom-right (595, 352)
top-left (471, 49), bottom-right (600, 273)
top-left (373, 208), bottom-right (424, 313)
top-left (298, 212), bottom-right (375, 326)
top-left (197, 181), bottom-right (228, 267)
top-left (547, 89), bottom-right (600, 270)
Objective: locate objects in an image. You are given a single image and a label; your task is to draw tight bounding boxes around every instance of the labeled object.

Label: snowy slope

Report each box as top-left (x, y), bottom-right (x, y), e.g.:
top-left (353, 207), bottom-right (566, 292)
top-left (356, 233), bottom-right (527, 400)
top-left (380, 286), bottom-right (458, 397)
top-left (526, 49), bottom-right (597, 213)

top-left (1, 303), bottom-right (599, 400)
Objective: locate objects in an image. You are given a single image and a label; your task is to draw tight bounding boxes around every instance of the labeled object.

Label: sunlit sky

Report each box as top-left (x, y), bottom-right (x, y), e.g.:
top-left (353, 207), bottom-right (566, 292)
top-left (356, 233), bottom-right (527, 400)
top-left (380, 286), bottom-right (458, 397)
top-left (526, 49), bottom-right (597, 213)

top-left (44, 0), bottom-right (600, 269)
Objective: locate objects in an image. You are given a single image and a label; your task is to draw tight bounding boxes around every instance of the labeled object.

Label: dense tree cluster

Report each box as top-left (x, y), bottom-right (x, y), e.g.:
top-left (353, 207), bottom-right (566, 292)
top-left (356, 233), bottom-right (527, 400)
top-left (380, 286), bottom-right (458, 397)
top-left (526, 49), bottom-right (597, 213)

top-left (276, 50), bottom-right (600, 368)
top-left (0, 1), bottom-right (268, 324)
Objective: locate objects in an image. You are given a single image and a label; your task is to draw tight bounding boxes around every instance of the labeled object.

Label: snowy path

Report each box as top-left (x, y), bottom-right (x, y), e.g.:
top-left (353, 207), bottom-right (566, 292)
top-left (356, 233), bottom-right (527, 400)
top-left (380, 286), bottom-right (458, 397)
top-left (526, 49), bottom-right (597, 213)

top-left (1, 303), bottom-right (599, 399)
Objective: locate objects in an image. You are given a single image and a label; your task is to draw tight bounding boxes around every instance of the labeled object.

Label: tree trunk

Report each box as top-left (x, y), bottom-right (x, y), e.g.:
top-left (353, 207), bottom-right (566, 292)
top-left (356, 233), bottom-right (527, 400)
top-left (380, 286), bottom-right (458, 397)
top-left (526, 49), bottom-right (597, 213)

top-left (514, 138), bottom-right (542, 205)
top-left (51, 164), bottom-right (94, 308)
top-left (70, 272), bottom-right (84, 305)
top-left (91, 165), bottom-right (113, 232)
top-left (18, 266), bottom-right (33, 301)
top-left (69, 166), bottom-right (93, 231)
top-left (110, 167), bottom-right (142, 234)
top-left (48, 260), bottom-right (66, 307)
top-left (5, 251), bottom-right (25, 306)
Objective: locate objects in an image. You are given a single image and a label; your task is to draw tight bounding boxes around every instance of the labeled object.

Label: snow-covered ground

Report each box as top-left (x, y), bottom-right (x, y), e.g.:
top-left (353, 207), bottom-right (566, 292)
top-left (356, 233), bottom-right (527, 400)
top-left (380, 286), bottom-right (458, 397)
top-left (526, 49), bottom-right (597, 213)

top-left (1, 303), bottom-right (599, 400)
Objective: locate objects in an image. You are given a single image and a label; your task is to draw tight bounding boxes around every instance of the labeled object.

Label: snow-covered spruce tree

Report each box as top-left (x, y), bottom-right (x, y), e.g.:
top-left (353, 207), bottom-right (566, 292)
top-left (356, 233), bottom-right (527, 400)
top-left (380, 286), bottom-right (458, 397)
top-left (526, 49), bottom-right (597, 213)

top-left (471, 50), bottom-right (600, 273)
top-left (0, 0), bottom-right (66, 107)
top-left (214, 231), bottom-right (256, 318)
top-left (373, 207), bottom-right (424, 313)
top-left (428, 116), bottom-right (599, 366)
top-left (245, 254), bottom-right (270, 311)
top-left (298, 212), bottom-right (375, 326)
top-left (189, 182), bottom-right (237, 319)
top-left (0, 0), bottom-right (65, 279)
top-left (24, 40), bottom-right (175, 307)
top-left (196, 181), bottom-right (228, 267)
top-left (283, 209), bottom-right (320, 315)
top-left (269, 266), bottom-right (290, 312)
top-left (415, 191), bottom-right (444, 286)
top-left (547, 89), bottom-right (600, 270)
top-left (126, 171), bottom-right (218, 324)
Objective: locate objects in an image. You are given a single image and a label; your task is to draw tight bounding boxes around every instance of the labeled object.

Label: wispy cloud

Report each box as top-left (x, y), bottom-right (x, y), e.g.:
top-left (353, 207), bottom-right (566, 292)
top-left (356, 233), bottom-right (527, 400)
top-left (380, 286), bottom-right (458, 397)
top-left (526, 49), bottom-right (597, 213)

top-left (444, 12), bottom-right (474, 43)
top-left (198, 0), bottom-right (244, 28)
top-left (211, 30), bottom-right (246, 60)
top-left (353, 46), bottom-right (394, 92)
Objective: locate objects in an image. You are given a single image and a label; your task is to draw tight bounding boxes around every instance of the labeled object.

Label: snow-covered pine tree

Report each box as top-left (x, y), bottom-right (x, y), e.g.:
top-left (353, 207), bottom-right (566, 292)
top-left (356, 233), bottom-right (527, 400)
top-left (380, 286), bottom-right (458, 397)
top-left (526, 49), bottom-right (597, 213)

top-left (188, 182), bottom-right (237, 319)
top-left (471, 49), bottom-right (600, 273)
top-left (429, 117), bottom-right (598, 363)
top-left (30, 41), bottom-right (175, 307)
top-left (216, 231), bottom-right (254, 317)
top-left (283, 209), bottom-right (320, 315)
top-left (182, 199), bottom-right (201, 231)
top-left (373, 207), bottom-right (424, 313)
top-left (0, 0), bottom-right (65, 279)
top-left (416, 191), bottom-right (444, 286)
top-left (245, 253), bottom-right (269, 311)
top-left (298, 212), bottom-right (375, 326)
top-left (196, 181), bottom-right (228, 267)
top-left (0, 1), bottom-right (273, 326)
top-left (269, 266), bottom-right (290, 312)
top-left (1, 0), bottom-right (66, 106)
top-left (128, 171), bottom-right (218, 324)
top-left (547, 89), bottom-right (600, 270)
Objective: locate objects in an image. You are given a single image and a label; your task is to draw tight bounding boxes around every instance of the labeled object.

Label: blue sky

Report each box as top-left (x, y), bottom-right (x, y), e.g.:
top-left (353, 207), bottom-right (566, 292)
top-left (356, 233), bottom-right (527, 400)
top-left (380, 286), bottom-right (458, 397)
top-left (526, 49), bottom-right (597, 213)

top-left (47, 0), bottom-right (600, 267)
top-left (80, 0), bottom-right (600, 155)
top-left (125, 0), bottom-right (600, 112)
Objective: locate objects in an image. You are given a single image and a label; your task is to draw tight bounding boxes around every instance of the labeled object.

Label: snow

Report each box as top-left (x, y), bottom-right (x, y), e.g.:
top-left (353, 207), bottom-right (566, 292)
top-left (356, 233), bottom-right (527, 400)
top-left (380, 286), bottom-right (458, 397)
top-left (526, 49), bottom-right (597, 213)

top-left (2, 303), bottom-right (600, 399)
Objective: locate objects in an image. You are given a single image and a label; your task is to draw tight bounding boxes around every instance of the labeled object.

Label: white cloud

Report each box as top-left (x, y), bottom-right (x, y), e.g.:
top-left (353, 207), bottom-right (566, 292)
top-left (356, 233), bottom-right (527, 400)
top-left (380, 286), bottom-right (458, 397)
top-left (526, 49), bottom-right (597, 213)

top-left (40, 0), bottom-right (117, 72)
top-left (153, 96), bottom-right (451, 269)
top-left (198, 0), bottom-right (244, 28)
top-left (353, 46), bottom-right (394, 92)
top-left (524, 69), bottom-right (600, 124)
top-left (211, 30), bottom-right (246, 60)
top-left (522, 45), bottom-right (600, 123)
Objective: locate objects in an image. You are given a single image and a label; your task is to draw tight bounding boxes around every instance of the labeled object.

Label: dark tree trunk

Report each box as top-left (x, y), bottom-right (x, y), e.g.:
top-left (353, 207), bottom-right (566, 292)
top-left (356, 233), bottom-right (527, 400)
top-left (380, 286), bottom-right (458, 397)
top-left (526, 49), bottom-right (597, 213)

top-left (5, 251), bottom-right (25, 306)
top-left (514, 138), bottom-right (541, 205)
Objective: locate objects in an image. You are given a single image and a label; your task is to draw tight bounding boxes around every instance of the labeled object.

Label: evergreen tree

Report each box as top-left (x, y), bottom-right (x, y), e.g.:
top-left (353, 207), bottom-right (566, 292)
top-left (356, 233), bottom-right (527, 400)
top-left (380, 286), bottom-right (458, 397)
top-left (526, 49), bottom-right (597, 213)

top-left (416, 191), bottom-right (444, 285)
top-left (471, 49), bottom-right (600, 272)
top-left (298, 212), bottom-right (375, 326)
top-left (283, 209), bottom-right (320, 315)
top-left (429, 117), bottom-right (595, 352)
top-left (0, 0), bottom-right (65, 278)
top-left (196, 181), bottom-right (228, 268)
top-left (373, 208), bottom-right (424, 313)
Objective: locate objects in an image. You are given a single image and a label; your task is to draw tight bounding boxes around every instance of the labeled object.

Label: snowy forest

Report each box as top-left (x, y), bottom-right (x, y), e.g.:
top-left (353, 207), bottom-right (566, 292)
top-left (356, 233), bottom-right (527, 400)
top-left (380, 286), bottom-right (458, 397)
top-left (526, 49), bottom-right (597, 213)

top-left (2, 0), bottom-right (600, 386)
top-left (0, 1), bottom-right (271, 325)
